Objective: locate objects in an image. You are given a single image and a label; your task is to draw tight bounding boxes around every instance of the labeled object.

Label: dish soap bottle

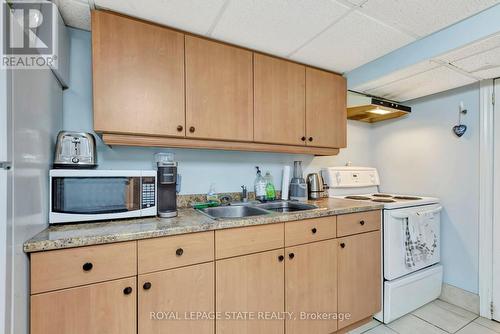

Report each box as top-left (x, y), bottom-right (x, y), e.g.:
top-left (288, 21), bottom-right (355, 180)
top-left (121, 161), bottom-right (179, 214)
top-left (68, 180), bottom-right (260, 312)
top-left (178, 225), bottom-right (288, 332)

top-left (264, 171), bottom-right (276, 201)
top-left (254, 167), bottom-right (266, 201)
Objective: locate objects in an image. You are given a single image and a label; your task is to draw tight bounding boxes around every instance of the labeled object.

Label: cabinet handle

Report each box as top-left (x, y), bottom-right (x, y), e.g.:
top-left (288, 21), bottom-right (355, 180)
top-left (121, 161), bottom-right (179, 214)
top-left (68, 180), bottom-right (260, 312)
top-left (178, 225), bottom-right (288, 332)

top-left (176, 248), bottom-right (184, 256)
top-left (308, 137), bottom-right (313, 142)
top-left (288, 253), bottom-right (295, 259)
top-left (278, 255), bottom-right (284, 262)
top-left (301, 136), bottom-right (306, 141)
top-left (360, 220), bottom-right (365, 226)
top-left (340, 243), bottom-right (346, 248)
top-left (177, 125), bottom-right (183, 132)
top-left (82, 262), bottom-right (93, 272)
top-left (123, 287), bottom-right (133, 295)
top-left (189, 126), bottom-right (195, 133)
top-left (143, 282), bottom-right (152, 290)
top-left (311, 227), bottom-right (317, 234)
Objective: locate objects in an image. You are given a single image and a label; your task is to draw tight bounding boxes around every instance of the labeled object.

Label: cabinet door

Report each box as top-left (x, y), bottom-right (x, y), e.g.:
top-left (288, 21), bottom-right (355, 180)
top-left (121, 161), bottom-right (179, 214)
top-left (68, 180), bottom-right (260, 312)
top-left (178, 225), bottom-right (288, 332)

top-left (92, 11), bottom-right (185, 137)
top-left (338, 231), bottom-right (381, 329)
top-left (139, 262), bottom-right (214, 334)
top-left (305, 67), bottom-right (347, 148)
top-left (185, 36), bottom-right (253, 141)
top-left (216, 249), bottom-right (284, 334)
top-left (31, 277), bottom-right (136, 334)
top-left (285, 240), bottom-right (338, 334)
top-left (254, 54), bottom-right (305, 145)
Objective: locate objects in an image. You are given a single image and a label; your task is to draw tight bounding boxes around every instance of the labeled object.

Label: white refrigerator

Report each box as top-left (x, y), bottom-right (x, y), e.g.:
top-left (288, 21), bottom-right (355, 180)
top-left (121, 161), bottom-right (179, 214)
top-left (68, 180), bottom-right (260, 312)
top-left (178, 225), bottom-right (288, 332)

top-left (1, 67), bottom-right (10, 334)
top-left (0, 67), bottom-right (63, 334)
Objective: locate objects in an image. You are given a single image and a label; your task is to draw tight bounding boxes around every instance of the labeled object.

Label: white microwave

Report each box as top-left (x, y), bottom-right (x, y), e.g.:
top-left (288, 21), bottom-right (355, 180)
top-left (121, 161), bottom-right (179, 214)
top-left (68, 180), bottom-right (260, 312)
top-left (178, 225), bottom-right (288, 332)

top-left (49, 169), bottom-right (157, 224)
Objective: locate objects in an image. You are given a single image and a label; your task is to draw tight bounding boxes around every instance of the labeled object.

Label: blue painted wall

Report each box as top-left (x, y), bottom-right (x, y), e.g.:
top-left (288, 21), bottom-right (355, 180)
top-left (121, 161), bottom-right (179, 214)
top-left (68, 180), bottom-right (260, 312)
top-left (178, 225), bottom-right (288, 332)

top-left (371, 84), bottom-right (480, 294)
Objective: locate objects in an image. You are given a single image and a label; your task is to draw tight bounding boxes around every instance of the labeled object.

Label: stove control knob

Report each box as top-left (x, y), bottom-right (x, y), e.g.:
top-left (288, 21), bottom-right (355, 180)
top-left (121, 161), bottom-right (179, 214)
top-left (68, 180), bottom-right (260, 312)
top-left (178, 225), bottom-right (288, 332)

top-left (336, 172), bottom-right (341, 184)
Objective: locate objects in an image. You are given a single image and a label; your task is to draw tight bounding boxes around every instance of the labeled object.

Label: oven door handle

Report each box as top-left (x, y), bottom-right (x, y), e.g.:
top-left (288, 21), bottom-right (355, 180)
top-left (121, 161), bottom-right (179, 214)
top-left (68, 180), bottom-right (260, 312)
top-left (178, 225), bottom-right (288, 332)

top-left (390, 206), bottom-right (442, 219)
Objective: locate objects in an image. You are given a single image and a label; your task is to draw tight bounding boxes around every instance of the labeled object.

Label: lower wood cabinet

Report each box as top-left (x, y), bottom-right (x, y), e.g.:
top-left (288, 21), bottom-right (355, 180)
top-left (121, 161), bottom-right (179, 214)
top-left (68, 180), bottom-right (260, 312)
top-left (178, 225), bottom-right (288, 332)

top-left (337, 230), bottom-right (381, 329)
top-left (138, 262), bottom-right (214, 334)
top-left (285, 239), bottom-right (338, 334)
top-left (29, 211), bottom-right (382, 334)
top-left (31, 277), bottom-right (137, 334)
top-left (216, 249), bottom-right (285, 334)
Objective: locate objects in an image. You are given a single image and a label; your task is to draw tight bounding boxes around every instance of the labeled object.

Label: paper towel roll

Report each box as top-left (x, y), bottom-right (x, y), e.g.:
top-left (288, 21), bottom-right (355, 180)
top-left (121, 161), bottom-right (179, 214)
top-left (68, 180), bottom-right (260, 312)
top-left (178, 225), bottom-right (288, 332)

top-left (281, 166), bottom-right (291, 200)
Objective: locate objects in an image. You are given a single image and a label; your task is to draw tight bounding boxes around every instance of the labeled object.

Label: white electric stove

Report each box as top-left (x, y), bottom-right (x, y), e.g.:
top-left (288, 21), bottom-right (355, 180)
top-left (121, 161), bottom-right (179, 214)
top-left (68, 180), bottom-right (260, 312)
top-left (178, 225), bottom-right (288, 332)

top-left (321, 166), bottom-right (443, 324)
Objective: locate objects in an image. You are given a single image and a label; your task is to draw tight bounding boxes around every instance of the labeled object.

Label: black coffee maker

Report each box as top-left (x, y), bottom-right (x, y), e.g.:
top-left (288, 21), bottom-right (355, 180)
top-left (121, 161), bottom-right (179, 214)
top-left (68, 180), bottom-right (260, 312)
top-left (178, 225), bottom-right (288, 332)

top-left (156, 153), bottom-right (178, 218)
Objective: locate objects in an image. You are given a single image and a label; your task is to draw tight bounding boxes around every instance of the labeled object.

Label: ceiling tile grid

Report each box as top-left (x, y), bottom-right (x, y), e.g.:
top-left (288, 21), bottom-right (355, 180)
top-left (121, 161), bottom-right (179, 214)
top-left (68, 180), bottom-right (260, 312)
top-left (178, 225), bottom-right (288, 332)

top-left (210, 0), bottom-right (351, 57)
top-left (94, 0), bottom-right (228, 35)
top-left (357, 0), bottom-right (500, 38)
top-left (53, 0), bottom-right (91, 30)
top-left (365, 66), bottom-right (476, 101)
top-left (290, 10), bottom-right (414, 72)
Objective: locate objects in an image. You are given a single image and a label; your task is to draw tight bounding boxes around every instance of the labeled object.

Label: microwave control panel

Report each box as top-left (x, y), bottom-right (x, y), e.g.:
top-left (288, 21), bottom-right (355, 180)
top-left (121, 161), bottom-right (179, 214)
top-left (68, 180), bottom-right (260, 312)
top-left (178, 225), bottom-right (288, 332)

top-left (141, 177), bottom-right (156, 209)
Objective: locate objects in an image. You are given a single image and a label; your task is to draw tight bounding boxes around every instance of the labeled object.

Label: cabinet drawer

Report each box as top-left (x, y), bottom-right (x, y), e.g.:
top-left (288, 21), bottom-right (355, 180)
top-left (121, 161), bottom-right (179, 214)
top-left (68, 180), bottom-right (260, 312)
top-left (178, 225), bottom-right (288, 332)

top-left (285, 216), bottom-right (336, 247)
top-left (215, 223), bottom-right (284, 259)
top-left (31, 242), bottom-right (137, 294)
top-left (138, 231), bottom-right (214, 274)
top-left (337, 210), bottom-right (381, 237)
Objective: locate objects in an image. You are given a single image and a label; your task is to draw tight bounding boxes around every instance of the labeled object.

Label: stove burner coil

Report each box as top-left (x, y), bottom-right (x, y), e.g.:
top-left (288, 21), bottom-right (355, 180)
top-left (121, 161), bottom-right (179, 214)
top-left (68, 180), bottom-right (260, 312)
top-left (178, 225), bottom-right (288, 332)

top-left (393, 196), bottom-right (423, 200)
top-left (345, 196), bottom-right (372, 200)
top-left (372, 198), bottom-right (396, 203)
top-left (372, 194), bottom-right (393, 198)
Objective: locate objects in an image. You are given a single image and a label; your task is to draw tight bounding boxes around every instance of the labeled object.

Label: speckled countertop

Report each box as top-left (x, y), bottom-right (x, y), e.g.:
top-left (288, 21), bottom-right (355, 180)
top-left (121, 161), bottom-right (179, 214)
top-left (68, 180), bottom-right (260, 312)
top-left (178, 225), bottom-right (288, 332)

top-left (23, 198), bottom-right (383, 253)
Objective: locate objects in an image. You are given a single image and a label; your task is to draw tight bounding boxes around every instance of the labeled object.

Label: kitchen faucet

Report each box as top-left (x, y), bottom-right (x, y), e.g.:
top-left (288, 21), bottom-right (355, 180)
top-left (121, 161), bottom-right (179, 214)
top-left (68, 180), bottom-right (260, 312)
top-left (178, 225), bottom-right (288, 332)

top-left (241, 185), bottom-right (248, 202)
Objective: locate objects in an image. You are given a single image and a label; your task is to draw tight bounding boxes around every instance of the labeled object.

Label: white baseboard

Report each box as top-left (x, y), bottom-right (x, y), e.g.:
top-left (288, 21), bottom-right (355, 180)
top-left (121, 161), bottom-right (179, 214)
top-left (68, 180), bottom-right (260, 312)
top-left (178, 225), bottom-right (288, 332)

top-left (439, 283), bottom-right (480, 315)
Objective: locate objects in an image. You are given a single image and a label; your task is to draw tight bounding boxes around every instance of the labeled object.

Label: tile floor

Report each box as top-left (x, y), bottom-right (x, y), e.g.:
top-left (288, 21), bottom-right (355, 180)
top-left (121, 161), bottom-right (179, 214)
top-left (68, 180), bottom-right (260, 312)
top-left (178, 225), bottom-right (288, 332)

top-left (348, 299), bottom-right (500, 334)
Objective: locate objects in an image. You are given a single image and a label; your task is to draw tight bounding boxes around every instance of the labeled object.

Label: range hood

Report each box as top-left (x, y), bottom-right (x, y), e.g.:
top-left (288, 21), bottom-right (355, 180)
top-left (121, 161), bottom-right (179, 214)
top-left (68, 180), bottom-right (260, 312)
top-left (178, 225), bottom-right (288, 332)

top-left (347, 91), bottom-right (411, 123)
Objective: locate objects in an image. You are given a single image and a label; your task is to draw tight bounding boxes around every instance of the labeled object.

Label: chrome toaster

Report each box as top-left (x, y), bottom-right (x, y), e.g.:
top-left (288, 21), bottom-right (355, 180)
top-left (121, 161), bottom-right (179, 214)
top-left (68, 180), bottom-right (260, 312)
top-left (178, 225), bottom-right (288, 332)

top-left (53, 131), bottom-right (97, 168)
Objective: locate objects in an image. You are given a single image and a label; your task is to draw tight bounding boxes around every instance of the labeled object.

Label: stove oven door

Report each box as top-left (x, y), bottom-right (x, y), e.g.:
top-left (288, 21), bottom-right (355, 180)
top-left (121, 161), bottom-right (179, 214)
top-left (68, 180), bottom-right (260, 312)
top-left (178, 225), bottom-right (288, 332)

top-left (384, 204), bottom-right (442, 280)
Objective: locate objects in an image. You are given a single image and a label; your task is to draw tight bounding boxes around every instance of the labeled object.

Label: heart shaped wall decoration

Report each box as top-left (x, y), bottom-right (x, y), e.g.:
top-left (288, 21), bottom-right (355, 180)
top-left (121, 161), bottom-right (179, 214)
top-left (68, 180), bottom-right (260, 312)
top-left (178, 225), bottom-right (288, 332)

top-left (453, 124), bottom-right (467, 137)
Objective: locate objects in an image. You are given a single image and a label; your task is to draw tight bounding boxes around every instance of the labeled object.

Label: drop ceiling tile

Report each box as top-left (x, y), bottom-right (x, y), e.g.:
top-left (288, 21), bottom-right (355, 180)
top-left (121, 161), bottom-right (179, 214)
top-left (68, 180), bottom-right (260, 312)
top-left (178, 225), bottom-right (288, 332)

top-left (211, 0), bottom-right (350, 57)
top-left (365, 66), bottom-right (476, 101)
top-left (452, 46), bottom-right (500, 79)
top-left (54, 0), bottom-right (91, 31)
top-left (353, 60), bottom-right (440, 92)
top-left (436, 32), bottom-right (500, 63)
top-left (291, 11), bottom-right (414, 73)
top-left (359, 0), bottom-right (500, 37)
top-left (94, 0), bottom-right (227, 35)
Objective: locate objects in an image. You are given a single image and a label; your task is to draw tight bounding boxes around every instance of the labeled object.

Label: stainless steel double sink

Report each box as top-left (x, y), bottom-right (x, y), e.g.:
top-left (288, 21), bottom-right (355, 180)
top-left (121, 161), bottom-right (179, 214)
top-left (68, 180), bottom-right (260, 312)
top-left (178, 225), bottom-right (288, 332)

top-left (198, 200), bottom-right (318, 219)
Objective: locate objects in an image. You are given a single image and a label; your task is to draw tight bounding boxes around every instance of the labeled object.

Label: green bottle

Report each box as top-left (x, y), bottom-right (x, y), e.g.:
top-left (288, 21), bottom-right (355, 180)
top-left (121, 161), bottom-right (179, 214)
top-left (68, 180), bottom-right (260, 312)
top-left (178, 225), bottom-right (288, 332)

top-left (264, 171), bottom-right (276, 201)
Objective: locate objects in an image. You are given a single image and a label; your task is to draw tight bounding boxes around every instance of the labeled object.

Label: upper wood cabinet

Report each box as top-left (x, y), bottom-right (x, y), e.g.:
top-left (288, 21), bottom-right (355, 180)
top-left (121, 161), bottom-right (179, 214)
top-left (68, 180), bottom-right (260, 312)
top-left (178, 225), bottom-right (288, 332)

top-left (306, 68), bottom-right (347, 148)
top-left (285, 240), bottom-right (338, 334)
top-left (185, 36), bottom-right (254, 142)
top-left (254, 54), bottom-right (306, 146)
top-left (92, 11), bottom-right (185, 137)
top-left (337, 231), bottom-right (381, 329)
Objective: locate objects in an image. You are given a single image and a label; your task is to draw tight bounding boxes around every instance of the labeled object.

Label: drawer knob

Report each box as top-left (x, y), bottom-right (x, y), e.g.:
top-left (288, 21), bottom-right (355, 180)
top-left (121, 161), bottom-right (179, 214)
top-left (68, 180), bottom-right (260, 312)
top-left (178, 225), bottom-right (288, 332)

top-left (311, 227), bottom-right (317, 234)
top-left (177, 125), bottom-right (183, 132)
top-left (360, 220), bottom-right (365, 226)
top-left (176, 248), bottom-right (184, 256)
top-left (340, 243), bottom-right (346, 248)
top-left (288, 253), bottom-right (295, 259)
top-left (82, 262), bottom-right (93, 272)
top-left (301, 136), bottom-right (306, 141)
top-left (123, 287), bottom-right (133, 295)
top-left (143, 282), bottom-right (152, 290)
top-left (278, 255), bottom-right (284, 262)
top-left (308, 137), bottom-right (313, 142)
top-left (189, 126), bottom-right (195, 133)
